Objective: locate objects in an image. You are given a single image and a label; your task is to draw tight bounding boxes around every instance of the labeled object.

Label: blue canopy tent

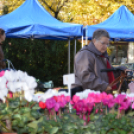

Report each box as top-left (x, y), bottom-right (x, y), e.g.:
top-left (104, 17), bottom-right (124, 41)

top-left (0, 0), bottom-right (83, 40)
top-left (85, 5), bottom-right (134, 41)
top-left (0, 0), bottom-right (83, 73)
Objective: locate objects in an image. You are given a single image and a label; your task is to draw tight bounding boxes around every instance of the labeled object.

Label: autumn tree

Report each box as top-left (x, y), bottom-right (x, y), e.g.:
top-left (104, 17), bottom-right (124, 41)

top-left (1, 0), bottom-right (134, 25)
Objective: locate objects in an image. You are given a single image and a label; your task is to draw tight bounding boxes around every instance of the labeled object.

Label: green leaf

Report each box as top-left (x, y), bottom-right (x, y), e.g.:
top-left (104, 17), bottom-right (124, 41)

top-left (27, 121), bottom-right (38, 129)
top-left (49, 127), bottom-right (59, 134)
top-left (32, 103), bottom-right (40, 110)
top-left (0, 103), bottom-right (6, 110)
top-left (0, 115), bottom-right (11, 120)
top-left (18, 121), bottom-right (25, 128)
top-left (100, 129), bottom-right (107, 134)
top-left (12, 120), bottom-right (19, 127)
top-left (127, 111), bottom-right (134, 116)
top-left (37, 127), bottom-right (44, 133)
top-left (12, 114), bottom-right (21, 120)
top-left (22, 113), bottom-right (35, 121)
top-left (20, 107), bottom-right (31, 114)
top-left (13, 108), bottom-right (19, 113)
top-left (9, 101), bottom-right (20, 108)
top-left (21, 115), bottom-right (28, 123)
top-left (118, 130), bottom-right (127, 134)
top-left (131, 128), bottom-right (134, 132)
top-left (31, 110), bottom-right (39, 119)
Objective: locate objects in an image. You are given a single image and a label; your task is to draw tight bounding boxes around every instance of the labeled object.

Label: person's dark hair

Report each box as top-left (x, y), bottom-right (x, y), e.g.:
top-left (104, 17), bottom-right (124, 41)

top-left (0, 28), bottom-right (5, 36)
top-left (92, 29), bottom-right (110, 40)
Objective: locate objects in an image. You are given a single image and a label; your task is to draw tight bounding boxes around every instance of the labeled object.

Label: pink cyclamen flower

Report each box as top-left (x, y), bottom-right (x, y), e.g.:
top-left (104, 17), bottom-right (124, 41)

top-left (54, 102), bottom-right (60, 112)
top-left (102, 98), bottom-right (115, 108)
top-left (95, 109), bottom-right (99, 114)
top-left (86, 96), bottom-right (95, 103)
top-left (102, 99), bottom-right (109, 106)
top-left (71, 95), bottom-right (80, 104)
top-left (127, 96), bottom-right (134, 102)
top-left (107, 94), bottom-right (114, 100)
top-left (74, 100), bottom-right (84, 114)
top-left (94, 94), bottom-right (101, 103)
top-left (0, 71), bottom-right (5, 77)
top-left (100, 92), bottom-right (108, 101)
top-left (57, 95), bottom-right (67, 108)
top-left (119, 100), bottom-right (131, 112)
top-left (132, 102), bottom-right (134, 109)
top-left (8, 91), bottom-right (13, 98)
top-left (87, 102), bottom-right (94, 115)
top-left (107, 99), bottom-right (115, 108)
top-left (114, 94), bottom-right (126, 105)
top-left (65, 96), bottom-right (70, 103)
top-left (46, 97), bottom-right (56, 110)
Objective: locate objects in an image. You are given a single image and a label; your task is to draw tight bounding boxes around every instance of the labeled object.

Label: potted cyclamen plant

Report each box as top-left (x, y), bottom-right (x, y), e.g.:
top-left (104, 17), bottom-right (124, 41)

top-left (0, 70), bottom-right (40, 134)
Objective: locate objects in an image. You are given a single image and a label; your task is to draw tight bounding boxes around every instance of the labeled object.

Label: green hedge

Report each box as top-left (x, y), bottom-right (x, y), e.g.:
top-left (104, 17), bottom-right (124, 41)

top-left (3, 38), bottom-right (81, 86)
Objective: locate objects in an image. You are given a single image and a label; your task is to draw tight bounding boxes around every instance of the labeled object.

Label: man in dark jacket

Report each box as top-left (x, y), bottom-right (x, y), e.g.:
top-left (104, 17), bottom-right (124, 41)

top-left (71, 29), bottom-right (127, 93)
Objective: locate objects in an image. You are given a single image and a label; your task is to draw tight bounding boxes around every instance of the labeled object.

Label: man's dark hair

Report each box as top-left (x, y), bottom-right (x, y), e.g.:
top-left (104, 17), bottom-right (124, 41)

top-left (92, 29), bottom-right (110, 40)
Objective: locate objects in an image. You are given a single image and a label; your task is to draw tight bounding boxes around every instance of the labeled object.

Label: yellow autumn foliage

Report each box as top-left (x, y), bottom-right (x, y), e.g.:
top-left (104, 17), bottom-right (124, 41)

top-left (0, 0), bottom-right (134, 26)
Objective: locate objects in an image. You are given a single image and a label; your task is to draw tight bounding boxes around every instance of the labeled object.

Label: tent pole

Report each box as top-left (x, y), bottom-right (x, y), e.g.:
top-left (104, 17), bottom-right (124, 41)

top-left (74, 37), bottom-right (77, 56)
top-left (68, 38), bottom-right (70, 74)
top-left (86, 26), bottom-right (88, 45)
top-left (74, 37), bottom-right (77, 72)
top-left (82, 36), bottom-right (83, 47)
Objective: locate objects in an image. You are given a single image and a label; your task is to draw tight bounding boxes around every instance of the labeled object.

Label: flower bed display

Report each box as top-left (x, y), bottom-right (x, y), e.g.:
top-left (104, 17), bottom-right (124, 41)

top-left (0, 70), bottom-right (134, 134)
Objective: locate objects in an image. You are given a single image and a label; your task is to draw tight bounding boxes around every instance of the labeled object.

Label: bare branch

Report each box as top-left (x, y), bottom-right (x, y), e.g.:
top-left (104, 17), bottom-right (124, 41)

top-left (42, 0), bottom-right (55, 13)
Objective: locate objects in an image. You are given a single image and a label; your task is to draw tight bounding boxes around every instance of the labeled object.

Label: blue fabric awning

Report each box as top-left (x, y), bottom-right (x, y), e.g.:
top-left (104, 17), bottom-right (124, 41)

top-left (86, 6), bottom-right (134, 41)
top-left (0, 0), bottom-right (83, 40)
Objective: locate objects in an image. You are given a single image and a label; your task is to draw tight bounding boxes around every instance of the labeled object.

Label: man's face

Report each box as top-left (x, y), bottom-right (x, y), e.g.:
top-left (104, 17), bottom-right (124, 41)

top-left (93, 36), bottom-right (109, 54)
top-left (0, 33), bottom-right (6, 43)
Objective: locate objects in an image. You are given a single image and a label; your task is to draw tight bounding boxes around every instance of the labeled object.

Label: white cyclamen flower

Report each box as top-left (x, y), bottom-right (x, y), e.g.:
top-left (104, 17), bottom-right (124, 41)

top-left (25, 76), bottom-right (37, 89)
top-left (7, 82), bottom-right (16, 93)
top-left (0, 88), bottom-right (8, 101)
top-left (24, 89), bottom-right (35, 102)
top-left (76, 91), bottom-right (84, 100)
top-left (38, 89), bottom-right (55, 102)
top-left (58, 91), bottom-right (69, 97)
top-left (4, 70), bottom-right (15, 82)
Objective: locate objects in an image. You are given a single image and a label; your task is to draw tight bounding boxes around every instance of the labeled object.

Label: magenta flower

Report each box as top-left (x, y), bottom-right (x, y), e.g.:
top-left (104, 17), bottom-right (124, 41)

top-left (87, 103), bottom-right (94, 115)
top-left (127, 97), bottom-right (134, 102)
top-left (65, 96), bottom-right (70, 103)
top-left (57, 95), bottom-right (65, 102)
top-left (132, 102), bottom-right (134, 109)
top-left (71, 95), bottom-right (80, 104)
top-left (100, 92), bottom-right (108, 100)
top-left (102, 99), bottom-right (109, 106)
top-left (107, 99), bottom-right (115, 108)
top-left (58, 100), bottom-right (67, 108)
top-left (94, 94), bottom-right (101, 103)
top-left (119, 100), bottom-right (131, 112)
top-left (0, 71), bottom-right (5, 77)
top-left (74, 100), bottom-right (84, 114)
top-left (86, 96), bottom-right (95, 103)
top-left (107, 94), bottom-right (114, 100)
top-left (114, 94), bottom-right (126, 104)
top-left (82, 103), bottom-right (88, 114)
top-left (102, 98), bottom-right (115, 108)
top-left (88, 93), bottom-right (96, 97)
top-left (54, 102), bottom-right (60, 112)
top-left (46, 97), bottom-right (56, 110)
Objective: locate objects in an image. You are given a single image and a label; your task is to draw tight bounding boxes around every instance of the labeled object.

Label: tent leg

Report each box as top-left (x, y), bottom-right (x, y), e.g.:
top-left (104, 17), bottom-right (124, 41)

top-left (74, 38), bottom-right (77, 72)
top-left (86, 26), bottom-right (88, 45)
top-left (82, 36), bottom-right (83, 47)
top-left (68, 38), bottom-right (70, 74)
top-left (74, 38), bottom-right (76, 56)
